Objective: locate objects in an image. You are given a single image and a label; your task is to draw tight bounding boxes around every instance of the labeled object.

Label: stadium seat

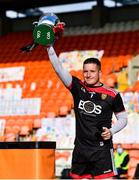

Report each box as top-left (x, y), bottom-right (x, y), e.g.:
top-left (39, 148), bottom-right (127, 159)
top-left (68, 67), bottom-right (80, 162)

top-left (6, 119), bottom-right (16, 126)
top-left (5, 133), bottom-right (16, 142)
top-left (0, 136), bottom-right (5, 142)
top-left (59, 105), bottom-right (69, 116)
top-left (33, 118), bottom-right (42, 129)
top-left (0, 27), bottom-right (139, 139)
top-left (19, 125), bottom-right (30, 136)
top-left (12, 125), bottom-right (21, 134)
top-left (5, 126), bottom-right (13, 134)
top-left (15, 119), bottom-right (25, 127)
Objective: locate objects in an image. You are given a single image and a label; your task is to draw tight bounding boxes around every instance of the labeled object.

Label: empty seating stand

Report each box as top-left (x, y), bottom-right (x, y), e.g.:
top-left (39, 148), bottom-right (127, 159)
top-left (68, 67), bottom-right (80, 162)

top-left (0, 25), bottom-right (139, 142)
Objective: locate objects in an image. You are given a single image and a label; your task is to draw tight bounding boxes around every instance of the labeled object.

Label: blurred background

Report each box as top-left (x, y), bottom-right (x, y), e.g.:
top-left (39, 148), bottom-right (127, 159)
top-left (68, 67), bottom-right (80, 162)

top-left (0, 0), bottom-right (139, 178)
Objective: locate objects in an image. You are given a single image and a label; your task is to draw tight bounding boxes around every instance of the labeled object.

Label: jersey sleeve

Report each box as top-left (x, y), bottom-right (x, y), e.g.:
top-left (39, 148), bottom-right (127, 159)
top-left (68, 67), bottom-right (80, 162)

top-left (68, 76), bottom-right (80, 95)
top-left (112, 93), bottom-right (125, 113)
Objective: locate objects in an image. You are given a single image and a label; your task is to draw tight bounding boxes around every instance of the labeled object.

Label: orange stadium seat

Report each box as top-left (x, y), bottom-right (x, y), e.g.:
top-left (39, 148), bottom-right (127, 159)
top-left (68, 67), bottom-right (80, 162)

top-left (46, 111), bottom-right (57, 118)
top-left (0, 29), bottom-right (139, 130)
top-left (59, 105), bottom-right (69, 116)
top-left (19, 125), bottom-right (30, 136)
top-left (5, 133), bottom-right (16, 142)
top-left (0, 136), bottom-right (5, 142)
top-left (5, 126), bottom-right (14, 134)
top-left (131, 144), bottom-right (139, 149)
top-left (15, 119), bottom-right (25, 127)
top-left (24, 119), bottom-right (33, 131)
top-left (6, 119), bottom-right (16, 127)
top-left (33, 118), bottom-right (42, 129)
top-left (12, 125), bottom-right (21, 134)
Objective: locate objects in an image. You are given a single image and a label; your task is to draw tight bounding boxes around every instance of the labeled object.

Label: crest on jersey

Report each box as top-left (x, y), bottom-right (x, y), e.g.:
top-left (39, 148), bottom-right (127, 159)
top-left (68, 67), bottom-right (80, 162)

top-left (101, 94), bottom-right (107, 100)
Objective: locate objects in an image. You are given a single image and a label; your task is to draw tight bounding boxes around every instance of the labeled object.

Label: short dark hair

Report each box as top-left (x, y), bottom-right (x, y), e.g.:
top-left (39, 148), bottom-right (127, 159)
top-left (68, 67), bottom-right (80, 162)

top-left (83, 58), bottom-right (101, 70)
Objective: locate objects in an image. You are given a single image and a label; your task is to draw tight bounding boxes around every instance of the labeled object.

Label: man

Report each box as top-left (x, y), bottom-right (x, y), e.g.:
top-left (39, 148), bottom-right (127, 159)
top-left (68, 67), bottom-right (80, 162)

top-left (46, 46), bottom-right (127, 179)
top-left (114, 144), bottom-right (130, 179)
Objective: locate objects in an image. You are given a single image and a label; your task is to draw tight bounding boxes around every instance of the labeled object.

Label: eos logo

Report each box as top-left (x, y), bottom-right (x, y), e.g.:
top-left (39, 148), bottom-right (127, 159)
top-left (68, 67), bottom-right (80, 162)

top-left (78, 100), bottom-right (102, 114)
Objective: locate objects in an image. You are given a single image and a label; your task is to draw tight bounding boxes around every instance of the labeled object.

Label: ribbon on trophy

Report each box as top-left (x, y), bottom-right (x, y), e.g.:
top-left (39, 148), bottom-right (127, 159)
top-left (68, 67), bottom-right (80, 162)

top-left (20, 13), bottom-right (65, 52)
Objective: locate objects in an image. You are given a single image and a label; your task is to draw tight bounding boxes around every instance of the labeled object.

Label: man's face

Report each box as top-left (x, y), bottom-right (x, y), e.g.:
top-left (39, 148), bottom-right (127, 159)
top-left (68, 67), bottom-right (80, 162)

top-left (83, 63), bottom-right (101, 86)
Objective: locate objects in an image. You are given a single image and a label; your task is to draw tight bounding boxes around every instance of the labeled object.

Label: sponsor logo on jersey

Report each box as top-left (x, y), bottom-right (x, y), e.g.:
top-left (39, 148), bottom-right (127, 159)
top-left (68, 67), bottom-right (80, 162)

top-left (81, 87), bottom-right (86, 93)
top-left (78, 100), bottom-right (102, 114)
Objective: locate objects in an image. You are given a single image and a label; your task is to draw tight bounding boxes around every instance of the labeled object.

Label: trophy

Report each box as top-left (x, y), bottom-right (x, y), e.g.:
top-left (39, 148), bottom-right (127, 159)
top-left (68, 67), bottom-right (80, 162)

top-left (21, 13), bottom-right (65, 52)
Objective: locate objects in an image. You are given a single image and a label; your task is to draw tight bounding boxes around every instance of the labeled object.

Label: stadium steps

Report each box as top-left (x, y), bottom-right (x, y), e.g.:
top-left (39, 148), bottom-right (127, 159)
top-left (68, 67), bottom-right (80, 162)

top-left (0, 25), bottom-right (139, 140)
top-left (64, 20), bottom-right (139, 35)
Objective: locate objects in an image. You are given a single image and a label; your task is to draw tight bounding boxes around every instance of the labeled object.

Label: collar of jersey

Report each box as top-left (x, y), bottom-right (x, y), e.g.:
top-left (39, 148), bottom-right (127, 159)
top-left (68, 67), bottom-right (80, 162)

top-left (85, 82), bottom-right (103, 88)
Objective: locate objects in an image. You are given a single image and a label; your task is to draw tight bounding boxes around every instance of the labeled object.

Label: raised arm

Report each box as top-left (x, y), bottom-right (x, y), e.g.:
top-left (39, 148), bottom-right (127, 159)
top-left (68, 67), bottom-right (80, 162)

top-left (47, 46), bottom-right (72, 87)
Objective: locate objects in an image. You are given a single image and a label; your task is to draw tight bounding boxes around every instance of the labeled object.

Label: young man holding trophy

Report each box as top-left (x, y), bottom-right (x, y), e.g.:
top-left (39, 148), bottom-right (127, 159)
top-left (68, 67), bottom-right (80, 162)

top-left (21, 13), bottom-right (128, 179)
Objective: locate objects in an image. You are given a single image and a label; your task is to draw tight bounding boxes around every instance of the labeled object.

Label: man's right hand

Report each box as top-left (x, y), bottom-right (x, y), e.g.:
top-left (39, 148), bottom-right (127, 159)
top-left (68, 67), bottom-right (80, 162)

top-left (53, 22), bottom-right (65, 40)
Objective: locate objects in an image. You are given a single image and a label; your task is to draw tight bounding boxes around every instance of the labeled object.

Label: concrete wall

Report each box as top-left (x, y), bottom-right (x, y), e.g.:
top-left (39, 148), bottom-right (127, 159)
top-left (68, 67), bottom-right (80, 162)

top-left (0, 17), bottom-right (12, 36)
top-left (108, 5), bottom-right (139, 22)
